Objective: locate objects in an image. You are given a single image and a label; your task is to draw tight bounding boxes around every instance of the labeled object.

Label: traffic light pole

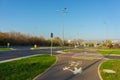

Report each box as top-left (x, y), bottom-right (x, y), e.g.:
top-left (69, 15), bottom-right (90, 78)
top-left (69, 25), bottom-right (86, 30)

top-left (51, 33), bottom-right (53, 56)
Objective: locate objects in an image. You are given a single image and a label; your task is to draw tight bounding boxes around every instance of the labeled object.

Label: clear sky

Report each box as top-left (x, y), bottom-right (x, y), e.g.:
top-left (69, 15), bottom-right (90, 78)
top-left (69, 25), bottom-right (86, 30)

top-left (0, 0), bottom-right (120, 40)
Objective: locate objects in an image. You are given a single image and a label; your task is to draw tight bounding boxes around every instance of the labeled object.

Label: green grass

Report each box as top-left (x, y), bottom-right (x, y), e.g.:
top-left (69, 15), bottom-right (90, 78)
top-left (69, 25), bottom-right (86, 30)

top-left (0, 48), bottom-right (11, 50)
top-left (62, 49), bottom-right (72, 52)
top-left (98, 49), bottom-right (120, 55)
top-left (0, 54), bottom-right (56, 80)
top-left (100, 60), bottom-right (120, 80)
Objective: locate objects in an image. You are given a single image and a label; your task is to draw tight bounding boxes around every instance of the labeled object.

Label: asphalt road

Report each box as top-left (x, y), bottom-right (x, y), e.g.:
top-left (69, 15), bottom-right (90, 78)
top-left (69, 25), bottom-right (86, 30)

top-left (0, 47), bottom-right (62, 61)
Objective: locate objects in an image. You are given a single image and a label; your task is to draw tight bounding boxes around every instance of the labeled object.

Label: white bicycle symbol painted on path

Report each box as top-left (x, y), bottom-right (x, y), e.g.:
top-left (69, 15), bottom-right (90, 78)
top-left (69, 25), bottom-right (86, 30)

top-left (63, 61), bottom-right (82, 74)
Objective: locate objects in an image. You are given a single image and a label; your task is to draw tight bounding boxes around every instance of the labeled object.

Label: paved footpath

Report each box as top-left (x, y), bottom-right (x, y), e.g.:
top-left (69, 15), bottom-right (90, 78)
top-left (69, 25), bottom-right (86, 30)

top-left (34, 53), bottom-right (103, 80)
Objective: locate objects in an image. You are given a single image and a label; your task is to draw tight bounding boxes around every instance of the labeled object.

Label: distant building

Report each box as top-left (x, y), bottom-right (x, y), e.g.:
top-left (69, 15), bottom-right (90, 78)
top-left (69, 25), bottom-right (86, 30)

top-left (111, 40), bottom-right (120, 48)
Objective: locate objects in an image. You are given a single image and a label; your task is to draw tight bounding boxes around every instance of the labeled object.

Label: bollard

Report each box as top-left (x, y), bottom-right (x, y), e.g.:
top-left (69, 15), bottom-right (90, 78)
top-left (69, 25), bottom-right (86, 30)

top-left (34, 44), bottom-right (37, 49)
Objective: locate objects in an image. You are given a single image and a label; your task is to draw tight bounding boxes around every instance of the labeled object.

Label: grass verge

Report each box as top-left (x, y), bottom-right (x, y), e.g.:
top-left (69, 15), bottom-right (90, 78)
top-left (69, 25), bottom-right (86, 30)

top-left (62, 49), bottom-right (72, 52)
top-left (98, 49), bottom-right (120, 55)
top-left (100, 59), bottom-right (120, 80)
top-left (0, 48), bottom-right (11, 51)
top-left (0, 54), bottom-right (56, 80)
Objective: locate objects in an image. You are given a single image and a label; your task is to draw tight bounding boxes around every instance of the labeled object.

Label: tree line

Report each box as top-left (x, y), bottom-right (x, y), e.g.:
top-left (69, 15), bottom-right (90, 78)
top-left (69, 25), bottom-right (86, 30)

top-left (2, 31), bottom-right (117, 48)
top-left (0, 31), bottom-right (68, 47)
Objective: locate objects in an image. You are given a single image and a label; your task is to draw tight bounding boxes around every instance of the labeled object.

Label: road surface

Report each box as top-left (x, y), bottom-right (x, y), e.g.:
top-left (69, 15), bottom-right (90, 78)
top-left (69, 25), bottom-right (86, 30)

top-left (0, 47), bottom-right (62, 61)
top-left (0, 47), bottom-right (120, 80)
top-left (35, 55), bottom-right (103, 80)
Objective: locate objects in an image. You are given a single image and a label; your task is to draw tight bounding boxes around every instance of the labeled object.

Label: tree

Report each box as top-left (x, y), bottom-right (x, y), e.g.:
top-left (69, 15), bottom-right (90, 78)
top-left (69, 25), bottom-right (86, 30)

top-left (53, 37), bottom-right (62, 46)
top-left (103, 40), bottom-right (112, 48)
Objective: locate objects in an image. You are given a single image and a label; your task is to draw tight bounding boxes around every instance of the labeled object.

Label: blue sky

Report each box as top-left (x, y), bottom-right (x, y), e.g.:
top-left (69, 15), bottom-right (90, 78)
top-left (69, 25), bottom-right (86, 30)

top-left (0, 0), bottom-right (120, 40)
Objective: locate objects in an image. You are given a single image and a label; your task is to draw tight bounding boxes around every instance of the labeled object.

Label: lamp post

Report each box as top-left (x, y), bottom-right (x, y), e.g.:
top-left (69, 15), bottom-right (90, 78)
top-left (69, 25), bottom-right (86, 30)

top-left (104, 21), bottom-right (108, 40)
top-left (57, 8), bottom-right (68, 50)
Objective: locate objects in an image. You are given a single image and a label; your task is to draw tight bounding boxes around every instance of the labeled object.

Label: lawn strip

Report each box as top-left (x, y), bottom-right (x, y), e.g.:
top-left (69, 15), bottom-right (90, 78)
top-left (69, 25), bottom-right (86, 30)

top-left (100, 59), bottom-right (120, 80)
top-left (0, 54), bottom-right (56, 80)
top-left (0, 48), bottom-right (11, 51)
top-left (98, 49), bottom-right (120, 55)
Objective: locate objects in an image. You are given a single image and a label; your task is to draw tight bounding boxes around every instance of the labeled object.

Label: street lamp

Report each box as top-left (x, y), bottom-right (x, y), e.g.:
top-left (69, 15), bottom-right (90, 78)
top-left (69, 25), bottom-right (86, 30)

top-left (57, 8), bottom-right (68, 50)
top-left (104, 21), bottom-right (108, 40)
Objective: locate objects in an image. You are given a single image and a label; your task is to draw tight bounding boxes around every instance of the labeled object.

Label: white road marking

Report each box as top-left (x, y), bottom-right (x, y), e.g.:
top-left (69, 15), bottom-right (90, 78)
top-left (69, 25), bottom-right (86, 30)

top-left (63, 61), bottom-right (82, 74)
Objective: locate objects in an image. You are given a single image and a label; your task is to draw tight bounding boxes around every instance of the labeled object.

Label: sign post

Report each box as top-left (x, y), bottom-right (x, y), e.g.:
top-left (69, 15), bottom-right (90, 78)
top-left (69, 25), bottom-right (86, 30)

top-left (51, 33), bottom-right (53, 56)
top-left (7, 43), bottom-right (10, 48)
top-left (68, 40), bottom-right (71, 51)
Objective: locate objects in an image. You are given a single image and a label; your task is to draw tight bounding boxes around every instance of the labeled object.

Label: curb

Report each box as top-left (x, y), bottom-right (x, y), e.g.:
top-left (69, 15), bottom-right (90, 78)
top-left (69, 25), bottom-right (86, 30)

top-left (56, 50), bottom-right (73, 54)
top-left (0, 54), bottom-right (42, 63)
top-left (33, 55), bottom-right (58, 80)
top-left (98, 59), bottom-right (107, 80)
top-left (104, 54), bottom-right (120, 56)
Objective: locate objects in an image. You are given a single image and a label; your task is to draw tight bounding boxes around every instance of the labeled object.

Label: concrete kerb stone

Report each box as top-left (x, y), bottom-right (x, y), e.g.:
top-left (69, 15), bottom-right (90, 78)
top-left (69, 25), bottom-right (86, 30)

top-left (98, 59), bottom-right (107, 80)
top-left (56, 51), bottom-right (68, 54)
top-left (0, 54), bottom-right (42, 64)
top-left (33, 55), bottom-right (58, 80)
top-left (10, 48), bottom-right (16, 50)
top-left (104, 54), bottom-right (120, 56)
